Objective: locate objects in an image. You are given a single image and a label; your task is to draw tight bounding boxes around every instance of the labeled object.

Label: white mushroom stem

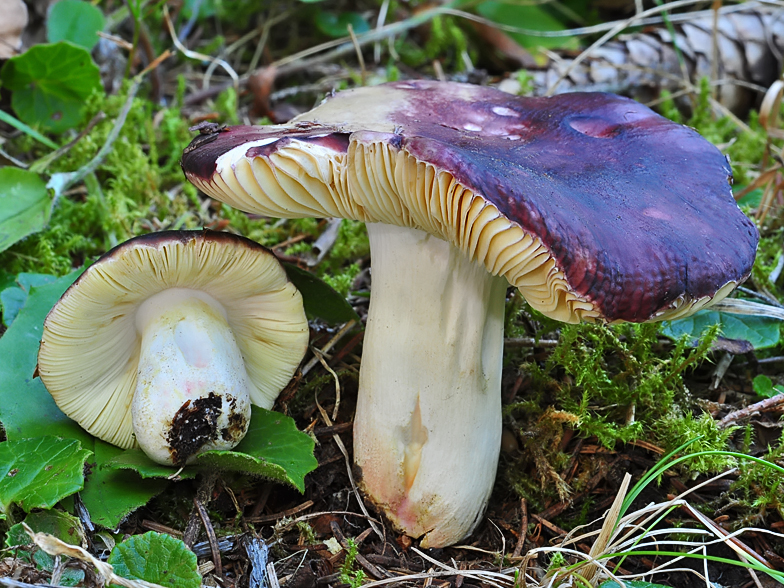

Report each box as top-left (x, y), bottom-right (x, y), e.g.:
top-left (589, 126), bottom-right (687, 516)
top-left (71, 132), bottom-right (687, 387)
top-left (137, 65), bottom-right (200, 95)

top-left (133, 288), bottom-right (251, 465)
top-left (354, 223), bottom-right (508, 547)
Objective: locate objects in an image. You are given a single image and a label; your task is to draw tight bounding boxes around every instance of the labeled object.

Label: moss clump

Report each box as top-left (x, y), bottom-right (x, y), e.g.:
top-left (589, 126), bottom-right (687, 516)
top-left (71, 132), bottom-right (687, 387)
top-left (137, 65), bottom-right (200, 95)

top-left (501, 316), bottom-right (722, 510)
top-left (0, 83), bottom-right (197, 275)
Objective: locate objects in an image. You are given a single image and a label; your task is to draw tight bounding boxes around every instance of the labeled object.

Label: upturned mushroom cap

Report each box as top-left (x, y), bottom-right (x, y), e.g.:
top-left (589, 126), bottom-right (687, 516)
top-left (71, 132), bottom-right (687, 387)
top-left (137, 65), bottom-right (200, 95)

top-left (38, 230), bottom-right (309, 450)
top-left (182, 80), bottom-right (758, 324)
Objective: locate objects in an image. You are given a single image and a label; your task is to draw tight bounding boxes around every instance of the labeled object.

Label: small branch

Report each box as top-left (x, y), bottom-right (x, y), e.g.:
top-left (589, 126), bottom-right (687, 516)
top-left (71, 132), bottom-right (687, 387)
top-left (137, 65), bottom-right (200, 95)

top-left (512, 498), bottom-right (528, 558)
top-left (47, 77), bottom-right (141, 205)
top-left (194, 497), bottom-right (223, 578)
top-left (718, 393), bottom-right (784, 428)
top-left (246, 500), bottom-right (314, 523)
top-left (301, 320), bottom-right (357, 376)
top-left (30, 112), bottom-right (107, 174)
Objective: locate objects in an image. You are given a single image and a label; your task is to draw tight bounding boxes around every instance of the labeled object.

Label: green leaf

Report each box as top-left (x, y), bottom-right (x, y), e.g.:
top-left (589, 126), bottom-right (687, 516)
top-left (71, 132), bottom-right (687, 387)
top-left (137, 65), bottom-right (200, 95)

top-left (0, 270), bottom-right (92, 444)
top-left (0, 437), bottom-right (92, 513)
top-left (8, 509), bottom-right (86, 547)
top-left (0, 42), bottom-right (102, 133)
top-left (80, 440), bottom-right (169, 530)
top-left (751, 374), bottom-right (784, 399)
top-left (315, 10), bottom-right (371, 38)
top-left (6, 511), bottom-right (86, 586)
top-left (0, 167), bottom-right (52, 254)
top-left (662, 309), bottom-right (781, 350)
top-left (182, 0), bottom-right (218, 19)
top-left (734, 186), bottom-right (763, 208)
top-left (284, 263), bottom-right (359, 324)
top-left (104, 449), bottom-right (197, 480)
top-left (1, 287), bottom-right (28, 327)
top-left (108, 532), bottom-right (201, 588)
top-left (197, 407), bottom-right (317, 492)
top-left (47, 0), bottom-right (105, 50)
top-left (1, 272), bottom-right (58, 327)
top-left (475, 1), bottom-right (578, 50)
top-left (103, 408), bottom-right (317, 493)
top-left (0, 271), bottom-right (15, 291)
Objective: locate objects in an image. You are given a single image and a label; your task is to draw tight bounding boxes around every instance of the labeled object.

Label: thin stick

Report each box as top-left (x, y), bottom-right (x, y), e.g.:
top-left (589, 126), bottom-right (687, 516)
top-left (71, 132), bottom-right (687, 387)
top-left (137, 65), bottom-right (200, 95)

top-left (47, 77), bottom-right (141, 206)
top-left (301, 320), bottom-right (357, 376)
top-left (719, 393), bottom-right (784, 427)
top-left (194, 497), bottom-right (224, 578)
top-left (163, 5), bottom-right (238, 90)
top-left (512, 498), bottom-right (528, 558)
top-left (347, 24), bottom-right (366, 85)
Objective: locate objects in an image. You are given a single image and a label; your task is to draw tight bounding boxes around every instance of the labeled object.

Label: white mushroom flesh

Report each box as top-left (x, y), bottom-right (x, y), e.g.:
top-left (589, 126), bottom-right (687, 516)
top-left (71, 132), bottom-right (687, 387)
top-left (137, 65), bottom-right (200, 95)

top-left (132, 287), bottom-right (251, 465)
top-left (354, 223), bottom-right (507, 547)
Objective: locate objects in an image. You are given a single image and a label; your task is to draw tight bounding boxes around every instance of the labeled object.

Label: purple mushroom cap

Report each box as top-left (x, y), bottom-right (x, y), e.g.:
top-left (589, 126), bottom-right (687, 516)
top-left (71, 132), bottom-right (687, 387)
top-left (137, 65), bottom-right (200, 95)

top-left (181, 81), bottom-right (758, 323)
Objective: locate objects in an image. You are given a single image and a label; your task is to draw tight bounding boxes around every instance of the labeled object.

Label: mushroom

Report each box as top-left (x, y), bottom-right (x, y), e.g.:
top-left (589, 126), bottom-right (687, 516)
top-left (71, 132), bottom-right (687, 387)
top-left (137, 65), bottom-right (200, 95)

top-left (0, 0), bottom-right (27, 59)
top-left (180, 81), bottom-right (758, 546)
top-left (37, 230), bottom-right (309, 466)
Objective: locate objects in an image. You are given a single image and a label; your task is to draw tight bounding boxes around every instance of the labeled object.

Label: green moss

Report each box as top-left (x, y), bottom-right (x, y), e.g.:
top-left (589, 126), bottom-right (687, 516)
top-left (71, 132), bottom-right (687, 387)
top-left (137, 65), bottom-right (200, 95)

top-left (654, 412), bottom-right (737, 475)
top-left (751, 231), bottom-right (783, 298)
top-left (322, 262), bottom-right (361, 297)
top-left (396, 16), bottom-right (470, 71)
top-left (730, 432), bottom-right (784, 521)
top-left (546, 321), bottom-right (718, 450)
top-left (318, 220), bottom-right (369, 276)
top-left (0, 83), bottom-right (198, 275)
top-left (214, 87), bottom-right (240, 126)
top-left (500, 317), bottom-right (722, 509)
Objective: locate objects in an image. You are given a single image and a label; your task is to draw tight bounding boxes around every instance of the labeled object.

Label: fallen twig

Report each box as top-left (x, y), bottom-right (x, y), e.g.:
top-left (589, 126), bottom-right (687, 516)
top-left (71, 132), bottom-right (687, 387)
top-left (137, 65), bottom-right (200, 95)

top-left (512, 498), bottom-right (528, 558)
top-left (194, 496), bottom-right (223, 578)
top-left (719, 393), bottom-right (784, 427)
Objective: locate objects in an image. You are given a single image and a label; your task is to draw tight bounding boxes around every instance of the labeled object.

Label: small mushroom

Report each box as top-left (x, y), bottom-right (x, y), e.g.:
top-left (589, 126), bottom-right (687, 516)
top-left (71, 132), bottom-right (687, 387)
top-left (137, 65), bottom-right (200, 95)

top-left (181, 81), bottom-right (758, 545)
top-left (37, 230), bottom-right (309, 466)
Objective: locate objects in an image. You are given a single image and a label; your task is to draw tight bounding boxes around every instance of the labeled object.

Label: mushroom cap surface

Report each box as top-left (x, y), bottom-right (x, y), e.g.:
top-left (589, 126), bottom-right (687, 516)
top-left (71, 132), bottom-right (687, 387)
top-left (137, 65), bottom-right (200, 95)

top-left (182, 81), bottom-right (759, 323)
top-left (38, 230), bottom-right (309, 449)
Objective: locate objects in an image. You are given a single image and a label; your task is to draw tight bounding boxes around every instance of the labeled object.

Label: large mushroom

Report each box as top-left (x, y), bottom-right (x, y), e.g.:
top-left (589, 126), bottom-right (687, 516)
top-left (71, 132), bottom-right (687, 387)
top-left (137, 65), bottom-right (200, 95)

top-left (38, 230), bottom-right (309, 466)
top-left (181, 81), bottom-right (758, 546)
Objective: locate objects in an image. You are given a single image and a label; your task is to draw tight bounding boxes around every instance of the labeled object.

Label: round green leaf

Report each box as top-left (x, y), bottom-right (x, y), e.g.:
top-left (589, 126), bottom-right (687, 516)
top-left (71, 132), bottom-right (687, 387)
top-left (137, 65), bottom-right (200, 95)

top-left (108, 532), bottom-right (201, 588)
top-left (315, 10), bottom-right (370, 38)
top-left (7, 510), bottom-right (85, 548)
top-left (0, 168), bottom-right (52, 254)
top-left (0, 437), bottom-right (92, 513)
top-left (0, 42), bottom-right (102, 133)
top-left (47, 0), bottom-right (105, 50)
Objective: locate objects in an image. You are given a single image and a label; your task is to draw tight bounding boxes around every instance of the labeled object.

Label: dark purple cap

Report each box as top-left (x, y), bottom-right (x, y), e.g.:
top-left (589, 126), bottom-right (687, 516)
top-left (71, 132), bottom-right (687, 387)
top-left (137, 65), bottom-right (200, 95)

top-left (181, 81), bottom-right (758, 323)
